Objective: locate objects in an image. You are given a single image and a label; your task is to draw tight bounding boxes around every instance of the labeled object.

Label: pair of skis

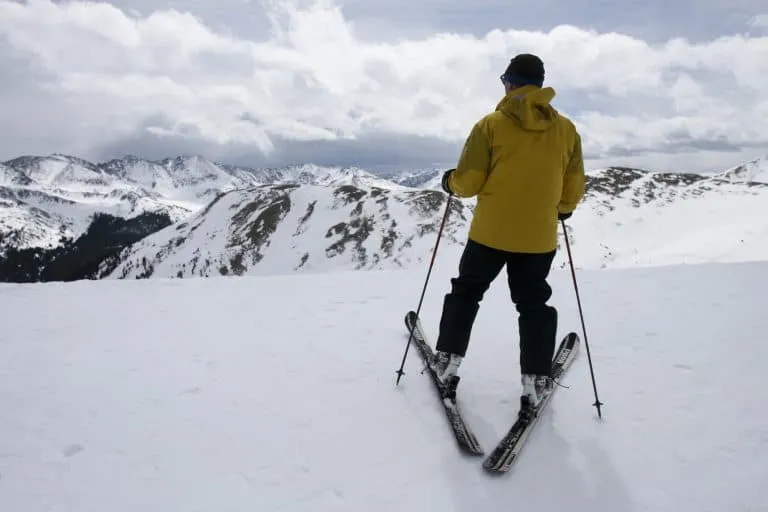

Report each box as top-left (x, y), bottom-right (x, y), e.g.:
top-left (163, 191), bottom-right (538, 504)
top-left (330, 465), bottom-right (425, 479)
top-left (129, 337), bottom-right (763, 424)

top-left (403, 310), bottom-right (580, 474)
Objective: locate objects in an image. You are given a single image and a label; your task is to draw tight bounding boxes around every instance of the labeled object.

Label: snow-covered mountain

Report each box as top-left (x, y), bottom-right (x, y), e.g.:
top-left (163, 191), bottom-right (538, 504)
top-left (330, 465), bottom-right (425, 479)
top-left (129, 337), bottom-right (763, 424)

top-left (0, 154), bottom-right (241, 251)
top-left (240, 163), bottom-right (398, 189)
top-left (106, 183), bottom-right (467, 279)
top-left (2, 152), bottom-right (767, 280)
top-left (720, 155), bottom-right (768, 184)
top-left (103, 157), bottom-right (768, 279)
top-left (0, 154), bottom-right (393, 253)
top-left (383, 167), bottom-right (446, 189)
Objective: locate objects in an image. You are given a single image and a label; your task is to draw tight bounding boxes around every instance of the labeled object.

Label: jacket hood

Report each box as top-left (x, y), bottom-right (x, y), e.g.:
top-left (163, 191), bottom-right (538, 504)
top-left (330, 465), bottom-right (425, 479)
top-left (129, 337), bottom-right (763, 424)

top-left (495, 85), bottom-right (558, 132)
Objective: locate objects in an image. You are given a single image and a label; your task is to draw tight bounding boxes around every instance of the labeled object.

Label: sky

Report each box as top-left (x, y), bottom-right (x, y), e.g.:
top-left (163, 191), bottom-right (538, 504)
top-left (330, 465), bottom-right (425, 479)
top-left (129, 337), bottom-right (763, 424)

top-left (0, 0), bottom-right (767, 174)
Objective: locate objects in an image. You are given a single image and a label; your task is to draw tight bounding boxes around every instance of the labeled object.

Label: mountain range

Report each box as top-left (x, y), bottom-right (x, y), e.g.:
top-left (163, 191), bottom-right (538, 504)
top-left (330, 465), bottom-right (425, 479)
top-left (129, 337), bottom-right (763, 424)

top-left (0, 154), bottom-right (388, 252)
top-left (0, 152), bottom-right (766, 281)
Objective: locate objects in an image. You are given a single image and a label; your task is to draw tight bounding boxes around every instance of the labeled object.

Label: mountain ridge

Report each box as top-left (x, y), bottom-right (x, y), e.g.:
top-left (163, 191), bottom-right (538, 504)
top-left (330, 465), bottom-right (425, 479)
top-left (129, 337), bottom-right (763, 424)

top-left (104, 156), bottom-right (767, 278)
top-left (1, 152), bottom-right (766, 281)
top-left (0, 153), bottom-right (402, 253)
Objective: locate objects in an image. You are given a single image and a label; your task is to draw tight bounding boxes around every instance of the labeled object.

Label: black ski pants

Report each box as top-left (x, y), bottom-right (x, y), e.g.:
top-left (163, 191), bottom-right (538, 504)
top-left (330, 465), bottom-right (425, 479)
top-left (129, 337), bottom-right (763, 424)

top-left (435, 238), bottom-right (558, 376)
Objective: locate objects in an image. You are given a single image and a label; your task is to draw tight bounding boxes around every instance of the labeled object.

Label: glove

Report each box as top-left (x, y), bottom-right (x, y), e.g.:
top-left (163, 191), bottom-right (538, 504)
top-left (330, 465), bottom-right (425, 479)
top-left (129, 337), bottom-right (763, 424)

top-left (441, 169), bottom-right (455, 195)
top-left (558, 211), bottom-right (572, 221)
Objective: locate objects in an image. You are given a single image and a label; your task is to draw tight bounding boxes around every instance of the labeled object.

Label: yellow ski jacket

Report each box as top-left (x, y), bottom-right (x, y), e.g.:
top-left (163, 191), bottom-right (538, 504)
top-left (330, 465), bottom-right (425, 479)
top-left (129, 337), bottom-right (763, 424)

top-left (447, 85), bottom-right (586, 253)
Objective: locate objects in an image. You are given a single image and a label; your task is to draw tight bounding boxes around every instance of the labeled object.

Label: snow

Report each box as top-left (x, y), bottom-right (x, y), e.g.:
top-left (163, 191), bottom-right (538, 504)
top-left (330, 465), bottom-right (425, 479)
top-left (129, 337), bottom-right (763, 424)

top-left (108, 164), bottom-right (768, 279)
top-left (1, 260), bottom-right (767, 511)
top-left (258, 163), bottom-right (402, 190)
top-left (383, 167), bottom-right (445, 189)
top-left (720, 155), bottom-right (768, 184)
top-left (108, 184), bottom-right (469, 278)
top-left (0, 155), bottom-right (404, 251)
top-left (0, 163), bottom-right (30, 186)
top-left (562, 178), bottom-right (768, 268)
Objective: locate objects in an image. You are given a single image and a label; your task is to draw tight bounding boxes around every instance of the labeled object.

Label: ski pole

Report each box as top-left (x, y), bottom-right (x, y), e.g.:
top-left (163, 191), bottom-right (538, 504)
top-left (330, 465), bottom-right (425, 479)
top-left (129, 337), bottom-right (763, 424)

top-left (561, 219), bottom-right (604, 418)
top-left (395, 193), bottom-right (452, 385)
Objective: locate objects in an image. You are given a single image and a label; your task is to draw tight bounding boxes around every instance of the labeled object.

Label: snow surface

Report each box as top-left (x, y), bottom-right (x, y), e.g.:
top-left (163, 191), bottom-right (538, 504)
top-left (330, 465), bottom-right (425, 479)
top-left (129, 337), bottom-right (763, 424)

top-left (3, 153), bottom-right (768, 271)
top-left (107, 164), bottom-right (768, 279)
top-left (721, 155), bottom-right (768, 184)
top-left (565, 176), bottom-right (768, 268)
top-left (1, 261), bottom-right (767, 511)
top-left (107, 184), bottom-right (468, 278)
top-left (0, 155), bottom-right (401, 251)
top-left (252, 163), bottom-right (402, 190)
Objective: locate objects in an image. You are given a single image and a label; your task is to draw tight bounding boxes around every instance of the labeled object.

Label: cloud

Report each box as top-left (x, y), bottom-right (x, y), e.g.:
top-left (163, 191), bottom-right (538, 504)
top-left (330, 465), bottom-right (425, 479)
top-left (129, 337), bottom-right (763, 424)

top-left (92, 123), bottom-right (460, 171)
top-left (751, 14), bottom-right (768, 30)
top-left (0, 0), bottom-right (767, 171)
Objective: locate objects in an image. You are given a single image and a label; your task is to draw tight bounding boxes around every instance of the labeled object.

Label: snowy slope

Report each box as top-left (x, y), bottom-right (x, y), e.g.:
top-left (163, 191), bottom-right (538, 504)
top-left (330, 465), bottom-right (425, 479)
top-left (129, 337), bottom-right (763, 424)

top-left (106, 161), bottom-right (768, 278)
top-left (0, 162), bottom-right (32, 186)
top-left (98, 155), bottom-right (261, 208)
top-left (563, 166), bottom-right (768, 268)
top-left (1, 261), bottom-right (766, 511)
top-left (3, 153), bottom-right (767, 274)
top-left (245, 163), bottom-right (399, 189)
top-left (106, 183), bottom-right (469, 278)
top-left (719, 155), bottom-right (768, 184)
top-left (384, 167), bottom-right (445, 189)
top-left (0, 155), bottom-right (394, 253)
top-left (0, 155), bottom-right (222, 250)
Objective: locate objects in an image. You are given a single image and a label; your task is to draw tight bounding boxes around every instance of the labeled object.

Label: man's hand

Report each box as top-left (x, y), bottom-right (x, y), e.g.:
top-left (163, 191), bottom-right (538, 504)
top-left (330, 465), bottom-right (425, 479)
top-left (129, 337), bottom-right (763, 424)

top-left (441, 169), bottom-right (455, 195)
top-left (558, 211), bottom-right (572, 221)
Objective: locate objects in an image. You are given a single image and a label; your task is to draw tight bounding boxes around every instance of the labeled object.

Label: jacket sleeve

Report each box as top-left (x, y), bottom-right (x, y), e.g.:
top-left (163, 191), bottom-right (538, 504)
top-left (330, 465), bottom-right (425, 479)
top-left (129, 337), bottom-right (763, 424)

top-left (448, 121), bottom-right (491, 198)
top-left (558, 132), bottom-right (586, 214)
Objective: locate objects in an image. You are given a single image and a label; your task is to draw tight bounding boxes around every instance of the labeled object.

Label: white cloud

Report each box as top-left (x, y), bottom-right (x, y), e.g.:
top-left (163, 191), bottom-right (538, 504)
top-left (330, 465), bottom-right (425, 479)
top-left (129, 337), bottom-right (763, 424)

top-left (0, 0), bottom-right (767, 169)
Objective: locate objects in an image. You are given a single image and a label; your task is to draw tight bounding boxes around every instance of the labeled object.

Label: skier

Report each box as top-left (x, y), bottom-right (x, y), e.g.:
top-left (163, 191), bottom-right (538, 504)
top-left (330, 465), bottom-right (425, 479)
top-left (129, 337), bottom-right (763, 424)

top-left (431, 53), bottom-right (586, 419)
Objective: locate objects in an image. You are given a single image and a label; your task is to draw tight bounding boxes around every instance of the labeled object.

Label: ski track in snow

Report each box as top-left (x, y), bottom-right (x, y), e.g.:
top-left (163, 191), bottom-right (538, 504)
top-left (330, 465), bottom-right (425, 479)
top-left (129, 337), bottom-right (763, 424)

top-left (1, 261), bottom-right (767, 511)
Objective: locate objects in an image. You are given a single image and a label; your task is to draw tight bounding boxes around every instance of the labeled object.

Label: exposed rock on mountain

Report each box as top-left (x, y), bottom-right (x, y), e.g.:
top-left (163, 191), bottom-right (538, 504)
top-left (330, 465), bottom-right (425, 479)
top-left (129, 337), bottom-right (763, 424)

top-left (2, 152), bottom-right (766, 281)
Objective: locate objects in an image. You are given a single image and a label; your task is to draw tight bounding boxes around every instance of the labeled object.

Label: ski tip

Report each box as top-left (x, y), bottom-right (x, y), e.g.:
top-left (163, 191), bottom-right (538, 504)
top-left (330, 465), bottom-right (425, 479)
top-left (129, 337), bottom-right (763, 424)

top-left (564, 331), bottom-right (580, 349)
top-left (553, 332), bottom-right (579, 359)
top-left (482, 457), bottom-right (514, 474)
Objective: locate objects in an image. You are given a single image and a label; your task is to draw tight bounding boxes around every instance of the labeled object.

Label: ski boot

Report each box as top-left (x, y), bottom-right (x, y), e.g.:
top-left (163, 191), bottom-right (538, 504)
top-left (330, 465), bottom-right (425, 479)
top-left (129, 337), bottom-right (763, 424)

top-left (518, 374), bottom-right (553, 422)
top-left (429, 351), bottom-right (462, 400)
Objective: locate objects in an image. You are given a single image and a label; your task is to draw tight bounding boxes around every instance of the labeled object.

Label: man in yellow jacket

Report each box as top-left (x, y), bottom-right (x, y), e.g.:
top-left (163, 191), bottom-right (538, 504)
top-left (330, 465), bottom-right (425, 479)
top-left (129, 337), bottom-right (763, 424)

top-left (430, 53), bottom-right (586, 419)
